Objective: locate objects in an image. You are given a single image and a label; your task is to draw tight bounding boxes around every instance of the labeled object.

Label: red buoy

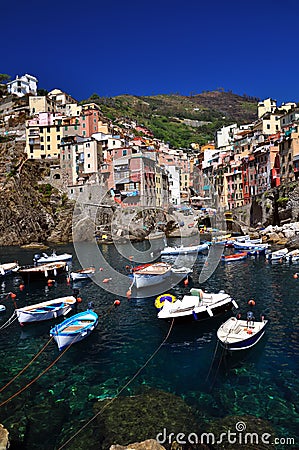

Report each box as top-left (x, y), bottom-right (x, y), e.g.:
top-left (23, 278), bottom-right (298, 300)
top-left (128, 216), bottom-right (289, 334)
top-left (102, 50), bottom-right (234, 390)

top-left (248, 299), bottom-right (256, 306)
top-left (184, 278), bottom-right (189, 286)
top-left (77, 297), bottom-right (82, 303)
top-left (114, 299), bottom-right (121, 306)
top-left (294, 273), bottom-right (298, 279)
top-left (19, 284), bottom-right (25, 291)
top-left (10, 293), bottom-right (17, 299)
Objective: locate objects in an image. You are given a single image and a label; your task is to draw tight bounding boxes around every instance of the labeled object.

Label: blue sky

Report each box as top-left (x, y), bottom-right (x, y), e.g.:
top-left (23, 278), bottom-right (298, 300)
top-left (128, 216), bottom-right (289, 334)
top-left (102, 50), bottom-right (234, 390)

top-left (2, 0), bottom-right (299, 104)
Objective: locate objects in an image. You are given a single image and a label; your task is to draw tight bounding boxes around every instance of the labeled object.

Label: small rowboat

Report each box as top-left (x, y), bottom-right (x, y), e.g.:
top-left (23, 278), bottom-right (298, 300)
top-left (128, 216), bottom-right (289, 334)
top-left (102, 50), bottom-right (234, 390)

top-left (16, 296), bottom-right (77, 324)
top-left (217, 315), bottom-right (268, 350)
top-left (18, 262), bottom-right (67, 283)
top-left (70, 267), bottom-right (96, 281)
top-left (266, 248), bottom-right (289, 262)
top-left (0, 305), bottom-right (6, 313)
top-left (50, 310), bottom-right (98, 351)
top-left (131, 262), bottom-right (172, 289)
top-left (221, 252), bottom-right (248, 262)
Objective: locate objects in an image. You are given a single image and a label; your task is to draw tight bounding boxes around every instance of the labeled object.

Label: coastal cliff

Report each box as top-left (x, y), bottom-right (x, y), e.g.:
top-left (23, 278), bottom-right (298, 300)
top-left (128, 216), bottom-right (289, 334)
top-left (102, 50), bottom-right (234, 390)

top-left (0, 139), bottom-right (74, 246)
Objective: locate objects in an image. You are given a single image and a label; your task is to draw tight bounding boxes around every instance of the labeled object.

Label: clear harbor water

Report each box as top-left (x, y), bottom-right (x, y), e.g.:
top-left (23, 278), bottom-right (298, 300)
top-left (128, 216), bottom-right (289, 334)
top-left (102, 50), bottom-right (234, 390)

top-left (0, 242), bottom-right (298, 449)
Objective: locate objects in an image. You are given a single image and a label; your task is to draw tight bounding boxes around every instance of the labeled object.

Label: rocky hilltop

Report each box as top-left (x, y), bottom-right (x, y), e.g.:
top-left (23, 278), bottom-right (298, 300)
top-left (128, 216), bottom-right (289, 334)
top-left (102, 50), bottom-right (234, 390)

top-left (0, 139), bottom-right (74, 246)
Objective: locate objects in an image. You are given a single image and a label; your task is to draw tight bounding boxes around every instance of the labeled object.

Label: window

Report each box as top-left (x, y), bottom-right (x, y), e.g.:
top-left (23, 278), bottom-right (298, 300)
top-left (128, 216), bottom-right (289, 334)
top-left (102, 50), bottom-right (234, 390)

top-left (56, 126), bottom-right (60, 132)
top-left (40, 137), bottom-right (44, 142)
top-left (47, 145), bottom-right (50, 150)
top-left (70, 189), bottom-right (73, 194)
top-left (57, 135), bottom-right (60, 140)
top-left (87, 153), bottom-right (90, 158)
top-left (79, 187), bottom-right (83, 192)
top-left (32, 108), bottom-right (35, 113)
top-left (123, 150), bottom-right (127, 156)
top-left (267, 124), bottom-right (270, 129)
top-left (41, 145), bottom-right (44, 150)
top-left (83, 131), bottom-right (86, 136)
top-left (47, 127), bottom-right (50, 133)
top-left (94, 119), bottom-right (97, 123)
top-left (87, 164), bottom-right (91, 169)
top-left (64, 126), bottom-right (68, 131)
top-left (47, 136), bottom-right (50, 142)
top-left (82, 123), bottom-right (85, 128)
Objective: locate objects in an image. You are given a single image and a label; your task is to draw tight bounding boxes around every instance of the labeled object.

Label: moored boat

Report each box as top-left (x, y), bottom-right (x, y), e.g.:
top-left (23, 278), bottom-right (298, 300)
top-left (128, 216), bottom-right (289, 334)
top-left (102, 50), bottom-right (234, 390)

top-left (18, 262), bottom-right (67, 283)
top-left (34, 251), bottom-right (72, 264)
top-left (217, 314), bottom-right (268, 350)
top-left (234, 241), bottom-right (269, 250)
top-left (70, 267), bottom-right (96, 281)
top-left (221, 252), bottom-right (248, 262)
top-left (266, 247), bottom-right (289, 261)
top-left (160, 242), bottom-right (209, 256)
top-left (284, 249), bottom-right (299, 263)
top-left (156, 288), bottom-right (238, 320)
top-left (131, 262), bottom-right (172, 289)
top-left (0, 262), bottom-right (20, 277)
top-left (50, 309), bottom-right (98, 350)
top-left (16, 296), bottom-right (77, 325)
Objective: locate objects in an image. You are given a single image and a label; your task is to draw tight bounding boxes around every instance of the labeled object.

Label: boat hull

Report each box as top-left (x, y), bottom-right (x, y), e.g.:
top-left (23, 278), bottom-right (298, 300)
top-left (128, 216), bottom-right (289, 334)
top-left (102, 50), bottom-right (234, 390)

top-left (217, 317), bottom-right (268, 350)
top-left (158, 293), bottom-right (237, 320)
top-left (16, 296), bottom-right (76, 324)
top-left (0, 262), bottom-right (19, 277)
top-left (35, 253), bottom-right (72, 264)
top-left (70, 269), bottom-right (95, 281)
top-left (161, 243), bottom-right (209, 256)
top-left (50, 310), bottom-right (98, 351)
top-left (133, 271), bottom-right (171, 289)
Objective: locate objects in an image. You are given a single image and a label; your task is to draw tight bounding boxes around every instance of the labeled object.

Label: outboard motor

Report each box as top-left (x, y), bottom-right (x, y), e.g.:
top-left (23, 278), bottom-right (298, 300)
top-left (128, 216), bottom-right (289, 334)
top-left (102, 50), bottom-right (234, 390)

top-left (33, 254), bottom-right (41, 265)
top-left (88, 301), bottom-right (95, 310)
top-left (247, 311), bottom-right (255, 327)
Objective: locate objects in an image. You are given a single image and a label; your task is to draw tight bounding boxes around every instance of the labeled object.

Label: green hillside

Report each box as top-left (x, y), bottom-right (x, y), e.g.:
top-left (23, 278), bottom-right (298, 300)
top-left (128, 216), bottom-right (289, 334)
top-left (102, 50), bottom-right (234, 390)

top-left (81, 90), bottom-right (259, 148)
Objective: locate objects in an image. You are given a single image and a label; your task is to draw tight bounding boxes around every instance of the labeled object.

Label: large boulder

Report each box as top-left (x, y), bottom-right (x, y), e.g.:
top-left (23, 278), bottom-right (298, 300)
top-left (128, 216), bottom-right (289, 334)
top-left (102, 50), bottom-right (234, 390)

top-left (0, 425), bottom-right (9, 450)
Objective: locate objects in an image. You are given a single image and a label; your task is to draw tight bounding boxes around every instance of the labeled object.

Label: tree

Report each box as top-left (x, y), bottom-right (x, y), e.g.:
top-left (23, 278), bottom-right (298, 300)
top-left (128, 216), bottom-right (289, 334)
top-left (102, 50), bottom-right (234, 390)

top-left (0, 73), bottom-right (11, 84)
top-left (37, 88), bottom-right (49, 96)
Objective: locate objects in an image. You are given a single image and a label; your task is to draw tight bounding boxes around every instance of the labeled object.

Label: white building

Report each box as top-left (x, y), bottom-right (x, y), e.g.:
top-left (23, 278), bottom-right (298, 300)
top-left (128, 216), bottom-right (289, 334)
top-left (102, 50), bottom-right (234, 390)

top-left (166, 165), bottom-right (181, 205)
top-left (215, 124), bottom-right (237, 149)
top-left (7, 74), bottom-right (38, 97)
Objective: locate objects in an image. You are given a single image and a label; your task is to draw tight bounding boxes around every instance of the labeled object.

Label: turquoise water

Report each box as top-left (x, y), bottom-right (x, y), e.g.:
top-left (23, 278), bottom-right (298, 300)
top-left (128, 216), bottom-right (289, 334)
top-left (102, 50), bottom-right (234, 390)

top-left (0, 242), bottom-right (298, 449)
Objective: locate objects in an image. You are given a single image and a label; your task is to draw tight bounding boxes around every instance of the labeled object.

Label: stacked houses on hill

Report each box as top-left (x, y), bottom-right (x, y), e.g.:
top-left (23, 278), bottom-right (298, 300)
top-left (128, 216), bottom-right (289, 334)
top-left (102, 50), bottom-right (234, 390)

top-left (1, 73), bottom-right (299, 212)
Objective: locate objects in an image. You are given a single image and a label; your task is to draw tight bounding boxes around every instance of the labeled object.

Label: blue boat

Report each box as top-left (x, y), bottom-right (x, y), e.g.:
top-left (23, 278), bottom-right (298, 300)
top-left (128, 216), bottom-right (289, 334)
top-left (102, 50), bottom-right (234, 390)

top-left (217, 314), bottom-right (268, 350)
top-left (50, 310), bottom-right (98, 351)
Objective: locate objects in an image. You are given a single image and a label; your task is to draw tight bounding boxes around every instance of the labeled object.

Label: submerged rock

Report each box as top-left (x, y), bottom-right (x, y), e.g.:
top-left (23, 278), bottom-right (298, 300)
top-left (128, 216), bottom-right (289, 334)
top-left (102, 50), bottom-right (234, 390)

top-left (93, 389), bottom-right (201, 450)
top-left (206, 415), bottom-right (276, 449)
top-left (110, 439), bottom-right (166, 450)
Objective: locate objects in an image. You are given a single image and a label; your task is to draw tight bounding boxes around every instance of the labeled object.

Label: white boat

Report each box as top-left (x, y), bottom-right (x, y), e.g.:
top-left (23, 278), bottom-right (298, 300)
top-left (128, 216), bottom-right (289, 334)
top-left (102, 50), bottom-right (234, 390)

top-left (0, 262), bottom-right (20, 276)
top-left (171, 266), bottom-right (193, 276)
top-left (157, 288), bottom-right (238, 320)
top-left (284, 249), bottom-right (299, 262)
top-left (234, 241), bottom-right (269, 250)
top-left (16, 296), bottom-right (77, 325)
top-left (131, 262), bottom-right (172, 289)
top-left (161, 242), bottom-right (209, 256)
top-left (0, 305), bottom-right (6, 313)
top-left (34, 251), bottom-right (72, 264)
top-left (70, 267), bottom-right (96, 281)
top-left (217, 315), bottom-right (268, 350)
top-left (234, 236), bottom-right (262, 244)
top-left (50, 309), bottom-right (98, 351)
top-left (266, 247), bottom-right (289, 261)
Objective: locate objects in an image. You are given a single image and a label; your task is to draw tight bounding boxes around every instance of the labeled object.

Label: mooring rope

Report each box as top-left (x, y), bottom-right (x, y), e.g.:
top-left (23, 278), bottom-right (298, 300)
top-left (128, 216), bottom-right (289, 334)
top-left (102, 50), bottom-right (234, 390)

top-left (0, 334), bottom-right (81, 408)
top-left (0, 337), bottom-right (54, 393)
top-left (57, 318), bottom-right (175, 450)
top-left (0, 311), bottom-right (17, 331)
